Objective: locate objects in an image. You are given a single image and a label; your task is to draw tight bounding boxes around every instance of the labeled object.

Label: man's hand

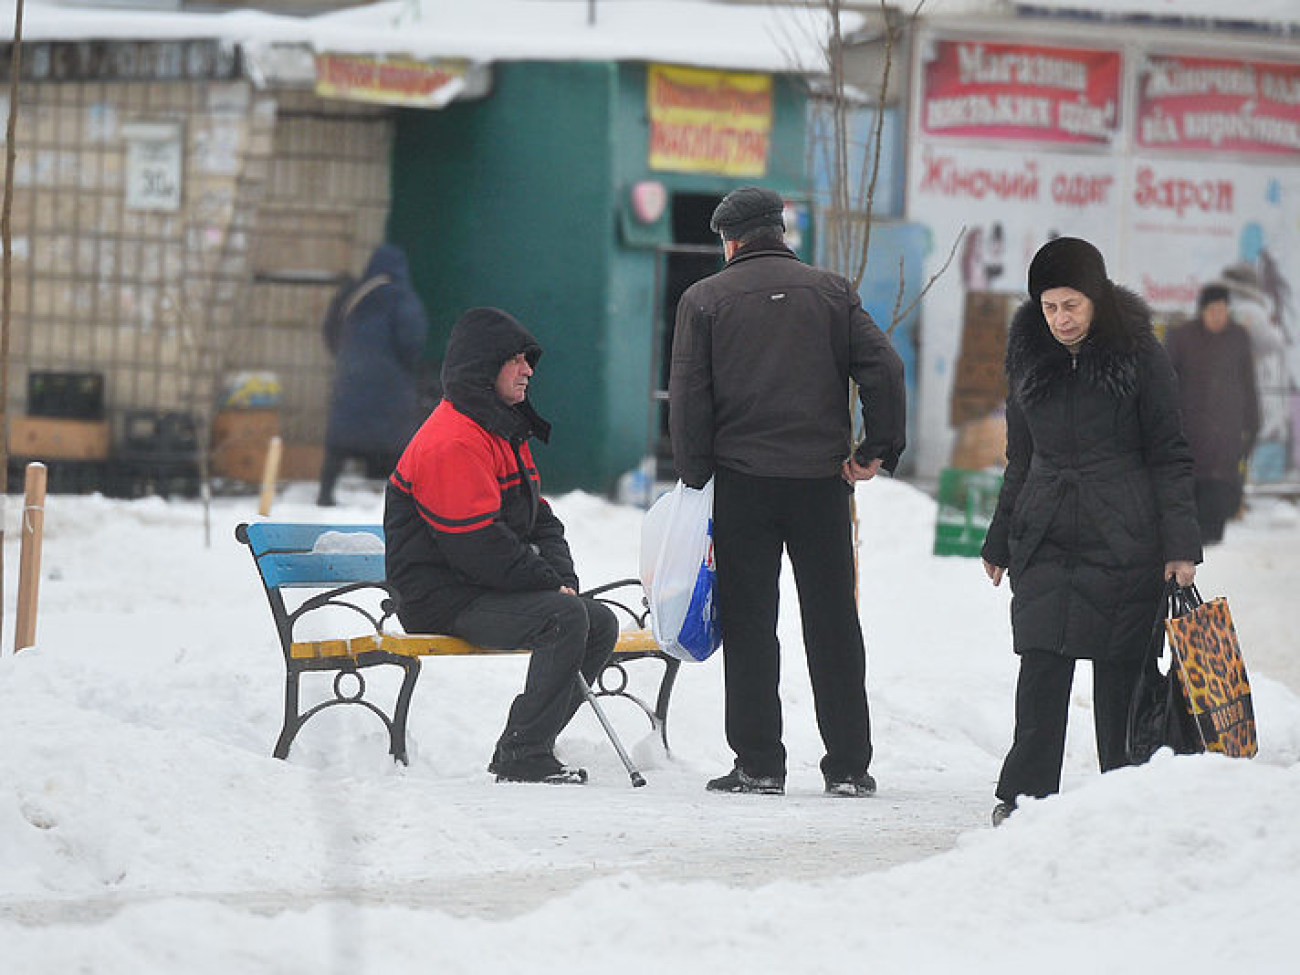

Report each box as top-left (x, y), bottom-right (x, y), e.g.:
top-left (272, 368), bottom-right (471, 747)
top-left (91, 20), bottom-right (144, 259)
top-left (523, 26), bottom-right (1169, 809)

top-left (983, 559), bottom-right (1005, 587)
top-left (842, 456), bottom-right (883, 484)
top-left (559, 585), bottom-right (577, 596)
top-left (1164, 560), bottom-right (1196, 587)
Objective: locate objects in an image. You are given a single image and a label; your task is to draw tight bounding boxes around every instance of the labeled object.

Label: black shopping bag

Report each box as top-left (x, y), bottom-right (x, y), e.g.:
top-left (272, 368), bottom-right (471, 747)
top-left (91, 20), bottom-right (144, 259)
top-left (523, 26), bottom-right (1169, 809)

top-left (1126, 584), bottom-right (1202, 765)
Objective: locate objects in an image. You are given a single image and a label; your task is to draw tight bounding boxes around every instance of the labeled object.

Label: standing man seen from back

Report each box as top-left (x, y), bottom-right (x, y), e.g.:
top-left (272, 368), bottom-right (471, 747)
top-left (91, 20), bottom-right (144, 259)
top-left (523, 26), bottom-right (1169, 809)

top-left (669, 186), bottom-right (907, 798)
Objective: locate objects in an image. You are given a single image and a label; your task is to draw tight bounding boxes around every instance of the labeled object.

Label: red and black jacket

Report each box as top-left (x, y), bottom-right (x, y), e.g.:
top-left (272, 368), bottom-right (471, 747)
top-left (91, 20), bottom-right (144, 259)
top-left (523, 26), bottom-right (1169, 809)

top-left (384, 308), bottom-right (576, 633)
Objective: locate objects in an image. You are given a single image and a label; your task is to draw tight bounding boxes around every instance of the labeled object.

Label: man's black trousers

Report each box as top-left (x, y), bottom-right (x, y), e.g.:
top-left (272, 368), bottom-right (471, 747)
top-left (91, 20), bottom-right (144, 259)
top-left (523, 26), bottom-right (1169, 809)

top-left (713, 466), bottom-right (872, 781)
top-left (450, 590), bottom-right (618, 764)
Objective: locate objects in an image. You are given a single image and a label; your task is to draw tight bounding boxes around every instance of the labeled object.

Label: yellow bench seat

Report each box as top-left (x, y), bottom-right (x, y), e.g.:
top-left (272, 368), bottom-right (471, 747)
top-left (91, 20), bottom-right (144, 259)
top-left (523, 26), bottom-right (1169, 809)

top-left (290, 627), bottom-right (660, 661)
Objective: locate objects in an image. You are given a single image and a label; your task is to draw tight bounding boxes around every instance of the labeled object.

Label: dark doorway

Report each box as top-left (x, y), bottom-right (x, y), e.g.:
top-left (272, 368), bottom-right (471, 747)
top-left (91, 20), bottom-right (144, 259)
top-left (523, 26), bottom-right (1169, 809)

top-left (651, 193), bottom-right (724, 479)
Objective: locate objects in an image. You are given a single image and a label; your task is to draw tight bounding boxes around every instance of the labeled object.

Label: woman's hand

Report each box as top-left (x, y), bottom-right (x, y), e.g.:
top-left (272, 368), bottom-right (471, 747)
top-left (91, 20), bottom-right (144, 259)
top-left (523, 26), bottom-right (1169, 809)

top-left (983, 559), bottom-right (1005, 587)
top-left (1164, 560), bottom-right (1196, 587)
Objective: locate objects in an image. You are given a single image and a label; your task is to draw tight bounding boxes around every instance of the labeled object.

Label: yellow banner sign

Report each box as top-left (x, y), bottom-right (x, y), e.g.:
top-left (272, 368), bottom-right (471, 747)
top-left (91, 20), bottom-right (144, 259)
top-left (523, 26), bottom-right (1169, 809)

top-left (647, 64), bottom-right (772, 177)
top-left (315, 53), bottom-right (467, 109)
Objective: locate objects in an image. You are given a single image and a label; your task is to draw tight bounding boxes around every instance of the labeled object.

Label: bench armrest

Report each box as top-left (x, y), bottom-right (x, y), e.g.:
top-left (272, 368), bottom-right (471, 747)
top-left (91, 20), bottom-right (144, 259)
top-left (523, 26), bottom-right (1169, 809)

top-left (286, 580), bottom-right (401, 636)
top-left (580, 577), bottom-right (649, 629)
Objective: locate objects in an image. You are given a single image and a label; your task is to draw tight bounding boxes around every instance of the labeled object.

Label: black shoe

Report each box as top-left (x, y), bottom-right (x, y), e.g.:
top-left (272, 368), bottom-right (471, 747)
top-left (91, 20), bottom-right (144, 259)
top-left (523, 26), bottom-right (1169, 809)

top-left (824, 772), bottom-right (877, 797)
top-left (491, 753), bottom-right (588, 785)
top-left (991, 801), bottom-right (1016, 826)
top-left (706, 767), bottom-right (785, 795)
top-left (316, 495), bottom-right (337, 507)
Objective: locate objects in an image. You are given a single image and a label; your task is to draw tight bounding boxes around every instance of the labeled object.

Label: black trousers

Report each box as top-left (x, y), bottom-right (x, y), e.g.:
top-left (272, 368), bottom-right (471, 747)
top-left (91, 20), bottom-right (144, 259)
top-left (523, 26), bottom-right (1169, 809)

top-left (450, 590), bottom-right (617, 763)
top-left (317, 448), bottom-right (402, 504)
top-left (995, 649), bottom-right (1142, 804)
top-left (713, 467), bottom-right (871, 781)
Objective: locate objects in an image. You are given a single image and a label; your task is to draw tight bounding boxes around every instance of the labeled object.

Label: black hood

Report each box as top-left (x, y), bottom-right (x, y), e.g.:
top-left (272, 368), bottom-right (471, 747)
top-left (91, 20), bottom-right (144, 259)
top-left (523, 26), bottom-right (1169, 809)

top-left (364, 243), bottom-right (411, 284)
top-left (1007, 284), bottom-right (1155, 406)
top-left (441, 307), bottom-right (550, 444)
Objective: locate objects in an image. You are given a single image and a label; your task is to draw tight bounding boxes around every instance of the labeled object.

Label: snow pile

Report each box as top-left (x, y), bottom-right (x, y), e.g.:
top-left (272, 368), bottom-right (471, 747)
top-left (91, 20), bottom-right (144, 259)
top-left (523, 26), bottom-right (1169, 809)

top-left (0, 476), bottom-right (1297, 972)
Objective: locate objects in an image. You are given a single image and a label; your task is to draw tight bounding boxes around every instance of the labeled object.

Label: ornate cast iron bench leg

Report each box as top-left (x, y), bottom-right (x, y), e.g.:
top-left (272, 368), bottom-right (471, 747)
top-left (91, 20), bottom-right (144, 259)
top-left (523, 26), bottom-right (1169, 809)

top-left (273, 656), bottom-right (423, 765)
top-left (654, 656), bottom-right (681, 752)
top-left (274, 667), bottom-right (305, 760)
top-left (595, 653), bottom-right (681, 753)
top-left (388, 656), bottom-right (422, 766)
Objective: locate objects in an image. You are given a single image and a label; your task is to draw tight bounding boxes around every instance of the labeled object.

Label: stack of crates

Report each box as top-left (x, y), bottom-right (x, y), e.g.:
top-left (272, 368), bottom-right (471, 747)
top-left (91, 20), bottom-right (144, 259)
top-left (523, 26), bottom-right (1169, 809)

top-left (105, 411), bottom-right (202, 500)
top-left (8, 372), bottom-right (110, 493)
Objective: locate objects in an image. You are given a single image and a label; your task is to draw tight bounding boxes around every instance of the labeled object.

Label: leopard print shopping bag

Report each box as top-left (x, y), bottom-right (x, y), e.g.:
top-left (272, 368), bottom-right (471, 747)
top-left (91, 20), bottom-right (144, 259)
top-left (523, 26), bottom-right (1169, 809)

top-left (1165, 587), bottom-right (1258, 758)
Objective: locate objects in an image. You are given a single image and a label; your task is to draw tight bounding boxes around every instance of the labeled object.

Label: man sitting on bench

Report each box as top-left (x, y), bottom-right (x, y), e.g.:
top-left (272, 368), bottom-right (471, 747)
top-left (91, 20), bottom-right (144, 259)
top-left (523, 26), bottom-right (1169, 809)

top-left (384, 307), bottom-right (617, 785)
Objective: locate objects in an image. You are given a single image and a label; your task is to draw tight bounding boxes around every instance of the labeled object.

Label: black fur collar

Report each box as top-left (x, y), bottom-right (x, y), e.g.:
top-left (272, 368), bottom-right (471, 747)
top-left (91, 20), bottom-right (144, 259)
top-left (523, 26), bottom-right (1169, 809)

top-left (1006, 285), bottom-right (1155, 405)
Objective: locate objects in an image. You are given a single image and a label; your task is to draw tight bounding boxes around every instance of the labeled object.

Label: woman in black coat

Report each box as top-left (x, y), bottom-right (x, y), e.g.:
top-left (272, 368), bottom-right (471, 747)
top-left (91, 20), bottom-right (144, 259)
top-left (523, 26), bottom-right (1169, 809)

top-left (980, 237), bottom-right (1201, 826)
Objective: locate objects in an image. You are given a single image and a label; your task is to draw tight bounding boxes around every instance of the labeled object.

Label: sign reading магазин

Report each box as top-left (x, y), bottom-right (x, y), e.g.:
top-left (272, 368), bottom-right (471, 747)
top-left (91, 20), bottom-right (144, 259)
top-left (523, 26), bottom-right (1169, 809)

top-left (647, 64), bottom-right (772, 177)
top-left (1137, 53), bottom-right (1300, 157)
top-left (919, 38), bottom-right (1122, 147)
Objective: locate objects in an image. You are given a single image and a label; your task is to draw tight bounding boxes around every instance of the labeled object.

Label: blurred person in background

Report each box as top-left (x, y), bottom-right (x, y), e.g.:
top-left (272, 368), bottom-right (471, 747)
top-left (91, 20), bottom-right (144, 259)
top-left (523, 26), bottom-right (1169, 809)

top-left (318, 243), bottom-right (429, 506)
top-left (1166, 282), bottom-right (1260, 545)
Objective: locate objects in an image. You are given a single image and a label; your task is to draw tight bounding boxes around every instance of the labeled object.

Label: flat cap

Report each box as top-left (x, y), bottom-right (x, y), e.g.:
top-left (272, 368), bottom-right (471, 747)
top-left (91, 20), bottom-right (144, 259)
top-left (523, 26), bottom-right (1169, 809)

top-left (709, 186), bottom-right (785, 238)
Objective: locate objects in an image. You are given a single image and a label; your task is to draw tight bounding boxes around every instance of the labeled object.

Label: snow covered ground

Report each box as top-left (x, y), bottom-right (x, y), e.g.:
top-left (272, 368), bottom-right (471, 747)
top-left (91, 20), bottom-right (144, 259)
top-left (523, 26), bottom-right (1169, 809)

top-left (1, 474), bottom-right (1298, 973)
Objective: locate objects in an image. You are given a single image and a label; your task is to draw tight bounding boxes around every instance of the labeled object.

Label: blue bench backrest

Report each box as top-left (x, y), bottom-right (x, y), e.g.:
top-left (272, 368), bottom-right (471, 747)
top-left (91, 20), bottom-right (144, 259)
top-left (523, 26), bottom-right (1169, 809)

top-left (240, 523), bottom-right (387, 590)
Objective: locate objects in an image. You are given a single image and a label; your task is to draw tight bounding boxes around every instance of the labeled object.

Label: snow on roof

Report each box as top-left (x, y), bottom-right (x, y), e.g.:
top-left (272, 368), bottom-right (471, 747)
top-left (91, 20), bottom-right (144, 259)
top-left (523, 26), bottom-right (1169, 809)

top-left (1014, 0), bottom-right (1300, 28)
top-left (306, 1), bottom-right (859, 73)
top-left (883, 0), bottom-right (1299, 23)
top-left (3, 1), bottom-right (314, 45)
top-left (916, 0), bottom-right (1010, 13)
top-left (5, 1), bottom-right (862, 75)
top-left (7, 1), bottom-right (1294, 74)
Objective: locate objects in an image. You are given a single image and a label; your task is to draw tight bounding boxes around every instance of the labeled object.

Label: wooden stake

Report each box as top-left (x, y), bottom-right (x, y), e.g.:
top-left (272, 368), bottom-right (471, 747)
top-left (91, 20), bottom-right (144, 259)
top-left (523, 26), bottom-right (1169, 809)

top-left (258, 435), bottom-right (282, 517)
top-left (15, 461), bottom-right (45, 652)
top-left (2, 0), bottom-right (30, 645)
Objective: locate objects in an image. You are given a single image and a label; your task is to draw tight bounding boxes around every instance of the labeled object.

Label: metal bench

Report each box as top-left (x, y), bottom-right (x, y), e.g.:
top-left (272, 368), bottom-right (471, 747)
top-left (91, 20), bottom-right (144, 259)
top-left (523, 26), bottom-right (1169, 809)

top-left (236, 522), bottom-right (679, 772)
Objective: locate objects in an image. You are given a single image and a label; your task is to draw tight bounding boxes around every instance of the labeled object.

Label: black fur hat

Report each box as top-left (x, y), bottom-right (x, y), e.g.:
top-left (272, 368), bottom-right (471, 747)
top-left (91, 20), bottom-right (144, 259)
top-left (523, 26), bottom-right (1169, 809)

top-left (1027, 236), bottom-right (1111, 306)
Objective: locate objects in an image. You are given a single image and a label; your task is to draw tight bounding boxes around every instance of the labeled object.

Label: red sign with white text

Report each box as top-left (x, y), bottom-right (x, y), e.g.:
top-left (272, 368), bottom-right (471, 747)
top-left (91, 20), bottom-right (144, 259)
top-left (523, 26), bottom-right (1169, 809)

top-left (920, 39), bottom-right (1122, 146)
top-left (1137, 54), bottom-right (1300, 157)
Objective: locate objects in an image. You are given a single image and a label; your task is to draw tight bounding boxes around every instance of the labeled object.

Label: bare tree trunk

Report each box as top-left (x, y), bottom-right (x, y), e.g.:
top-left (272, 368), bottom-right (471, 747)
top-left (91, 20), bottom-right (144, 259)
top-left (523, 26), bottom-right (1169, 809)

top-left (814, 1), bottom-right (964, 597)
top-left (1, 0), bottom-right (27, 644)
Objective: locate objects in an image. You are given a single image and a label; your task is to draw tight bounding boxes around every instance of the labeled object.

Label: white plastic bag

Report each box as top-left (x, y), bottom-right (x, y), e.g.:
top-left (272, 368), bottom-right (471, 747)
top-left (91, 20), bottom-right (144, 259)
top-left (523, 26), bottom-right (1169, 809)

top-left (639, 478), bottom-right (721, 662)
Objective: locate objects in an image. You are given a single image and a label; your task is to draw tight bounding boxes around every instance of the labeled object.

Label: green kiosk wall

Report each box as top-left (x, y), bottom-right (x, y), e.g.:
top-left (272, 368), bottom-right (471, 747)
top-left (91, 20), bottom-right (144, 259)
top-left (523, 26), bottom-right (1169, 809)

top-left (388, 61), bottom-right (808, 494)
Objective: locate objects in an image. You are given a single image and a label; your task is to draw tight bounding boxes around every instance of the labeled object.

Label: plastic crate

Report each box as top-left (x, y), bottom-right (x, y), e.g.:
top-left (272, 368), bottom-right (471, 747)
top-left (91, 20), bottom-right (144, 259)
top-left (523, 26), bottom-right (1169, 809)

top-left (27, 371), bottom-right (105, 420)
top-left (7, 459), bottom-right (107, 495)
top-left (120, 410), bottom-right (199, 456)
top-left (932, 468), bottom-right (1004, 558)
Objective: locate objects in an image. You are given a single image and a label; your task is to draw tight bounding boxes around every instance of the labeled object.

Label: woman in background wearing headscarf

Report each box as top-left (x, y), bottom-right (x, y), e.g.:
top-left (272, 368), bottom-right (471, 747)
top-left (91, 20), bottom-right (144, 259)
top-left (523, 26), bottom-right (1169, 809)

top-left (980, 238), bottom-right (1202, 826)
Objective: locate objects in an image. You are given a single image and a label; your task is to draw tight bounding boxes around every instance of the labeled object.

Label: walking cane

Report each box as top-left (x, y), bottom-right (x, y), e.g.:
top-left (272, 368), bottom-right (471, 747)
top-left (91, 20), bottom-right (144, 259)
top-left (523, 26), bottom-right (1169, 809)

top-left (577, 673), bottom-right (647, 787)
